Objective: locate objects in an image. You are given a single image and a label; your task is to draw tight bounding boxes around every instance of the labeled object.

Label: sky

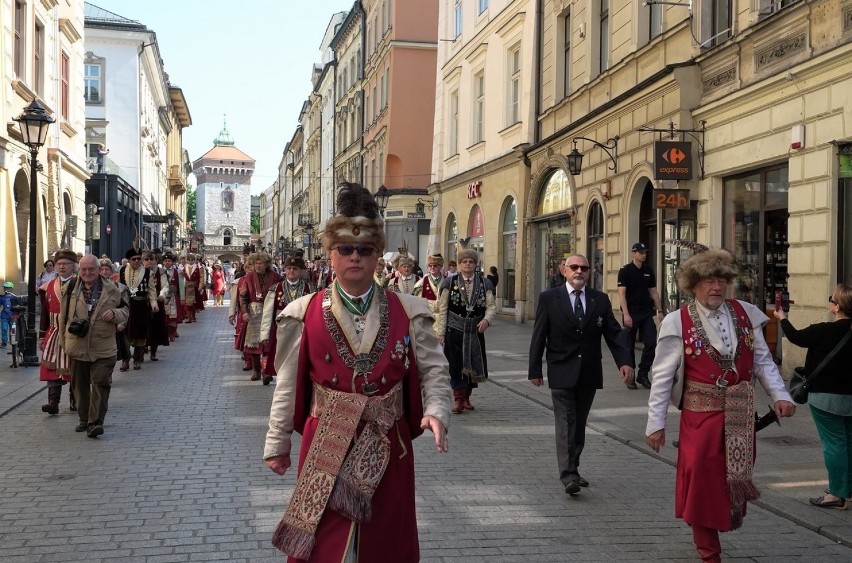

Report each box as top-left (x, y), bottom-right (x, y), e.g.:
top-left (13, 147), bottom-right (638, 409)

top-left (88, 0), bottom-right (355, 194)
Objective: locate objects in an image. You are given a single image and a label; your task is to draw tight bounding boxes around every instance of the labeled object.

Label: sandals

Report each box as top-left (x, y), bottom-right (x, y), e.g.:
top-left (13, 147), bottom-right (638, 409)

top-left (809, 495), bottom-right (847, 510)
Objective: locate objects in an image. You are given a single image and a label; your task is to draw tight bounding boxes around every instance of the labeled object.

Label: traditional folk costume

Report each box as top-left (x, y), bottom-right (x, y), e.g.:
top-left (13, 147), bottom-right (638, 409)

top-left (646, 249), bottom-right (792, 562)
top-left (265, 182), bottom-right (451, 563)
top-left (413, 253), bottom-right (445, 316)
top-left (313, 263), bottom-right (333, 291)
top-left (181, 258), bottom-right (203, 322)
top-left (161, 256), bottom-right (183, 341)
top-left (120, 250), bottom-right (156, 370)
top-left (37, 249), bottom-right (78, 415)
top-left (435, 247), bottom-right (496, 414)
top-left (238, 260), bottom-right (281, 383)
top-left (146, 264), bottom-right (170, 361)
top-left (388, 254), bottom-right (420, 295)
top-left (260, 254), bottom-right (311, 379)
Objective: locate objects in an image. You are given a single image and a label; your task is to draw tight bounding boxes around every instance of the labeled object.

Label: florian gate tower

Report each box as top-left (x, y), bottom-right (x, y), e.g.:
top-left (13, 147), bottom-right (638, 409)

top-left (193, 123), bottom-right (255, 263)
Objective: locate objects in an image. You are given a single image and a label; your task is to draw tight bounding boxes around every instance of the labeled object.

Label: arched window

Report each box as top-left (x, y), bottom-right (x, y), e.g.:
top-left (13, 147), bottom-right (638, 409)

top-left (587, 201), bottom-right (604, 291)
top-left (445, 213), bottom-right (458, 263)
top-left (501, 197), bottom-right (517, 306)
top-left (223, 229), bottom-right (232, 246)
top-left (222, 188), bottom-right (234, 211)
top-left (537, 168), bottom-right (573, 215)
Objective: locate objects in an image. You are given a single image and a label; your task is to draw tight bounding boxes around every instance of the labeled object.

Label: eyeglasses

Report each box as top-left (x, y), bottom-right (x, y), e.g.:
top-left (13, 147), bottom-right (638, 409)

top-left (567, 264), bottom-right (590, 272)
top-left (129, 257), bottom-right (141, 262)
top-left (334, 245), bottom-right (375, 257)
top-left (829, 295), bottom-right (837, 304)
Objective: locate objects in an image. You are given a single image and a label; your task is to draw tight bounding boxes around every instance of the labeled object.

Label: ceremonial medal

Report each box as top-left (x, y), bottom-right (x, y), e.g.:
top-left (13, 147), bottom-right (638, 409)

top-left (685, 347), bottom-right (693, 355)
top-left (596, 316), bottom-right (603, 327)
top-left (361, 381), bottom-right (378, 396)
top-left (354, 316), bottom-right (366, 333)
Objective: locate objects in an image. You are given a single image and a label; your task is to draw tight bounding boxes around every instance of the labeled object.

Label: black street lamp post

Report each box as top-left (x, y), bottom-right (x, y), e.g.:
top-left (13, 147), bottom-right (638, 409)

top-left (304, 223), bottom-right (314, 261)
top-left (166, 211), bottom-right (176, 248)
top-left (277, 235), bottom-right (286, 258)
top-left (14, 100), bottom-right (55, 366)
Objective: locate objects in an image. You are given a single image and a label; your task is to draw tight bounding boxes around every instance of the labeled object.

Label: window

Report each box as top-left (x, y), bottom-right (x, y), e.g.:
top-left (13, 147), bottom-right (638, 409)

top-left (587, 202), bottom-right (604, 291)
top-left (222, 189), bottom-right (234, 211)
top-left (649, 2), bottom-right (662, 40)
top-left (562, 11), bottom-right (571, 98)
top-left (507, 46), bottom-right (521, 125)
top-left (33, 21), bottom-right (43, 94)
top-left (712, 0), bottom-right (731, 46)
top-left (84, 64), bottom-right (101, 103)
top-left (472, 71), bottom-right (484, 143)
top-left (372, 85), bottom-right (377, 118)
top-left (454, 0), bottom-right (463, 39)
top-left (478, 0), bottom-right (488, 14)
top-left (449, 89), bottom-right (459, 156)
top-left (501, 198), bottom-right (517, 306)
top-left (599, 0), bottom-right (609, 74)
top-left (223, 229), bottom-right (232, 246)
top-left (14, 1), bottom-right (24, 77)
top-left (60, 52), bottom-right (70, 120)
top-left (446, 213), bottom-right (458, 263)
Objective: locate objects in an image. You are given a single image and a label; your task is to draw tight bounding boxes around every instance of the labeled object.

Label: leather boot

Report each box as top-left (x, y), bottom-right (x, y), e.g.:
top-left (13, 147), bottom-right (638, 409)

top-left (452, 389), bottom-right (465, 414)
top-left (463, 388), bottom-right (475, 410)
top-left (41, 385), bottom-right (61, 415)
top-left (692, 525), bottom-right (722, 562)
top-left (242, 354), bottom-right (252, 371)
top-left (150, 345), bottom-right (158, 361)
top-left (250, 355), bottom-right (262, 381)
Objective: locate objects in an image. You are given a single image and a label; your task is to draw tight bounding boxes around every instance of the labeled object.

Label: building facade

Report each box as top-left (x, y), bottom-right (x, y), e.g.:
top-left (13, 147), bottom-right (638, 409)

top-left (0, 0), bottom-right (88, 287)
top-left (193, 125), bottom-right (255, 263)
top-left (332, 3), bottom-right (364, 189)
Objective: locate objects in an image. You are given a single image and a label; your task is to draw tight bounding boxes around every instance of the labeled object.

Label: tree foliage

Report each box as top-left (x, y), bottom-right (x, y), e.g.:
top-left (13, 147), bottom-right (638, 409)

top-left (187, 187), bottom-right (197, 228)
top-left (251, 212), bottom-right (261, 234)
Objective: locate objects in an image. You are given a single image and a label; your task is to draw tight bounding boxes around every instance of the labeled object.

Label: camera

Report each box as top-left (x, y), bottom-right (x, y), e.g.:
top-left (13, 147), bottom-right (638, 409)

top-left (68, 319), bottom-right (90, 337)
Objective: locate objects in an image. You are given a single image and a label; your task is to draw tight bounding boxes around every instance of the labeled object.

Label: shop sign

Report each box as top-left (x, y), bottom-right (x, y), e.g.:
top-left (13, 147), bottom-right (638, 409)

top-left (407, 212), bottom-right (426, 218)
top-left (385, 210), bottom-right (404, 217)
top-left (654, 141), bottom-right (693, 180)
top-left (654, 189), bottom-right (691, 210)
top-left (467, 180), bottom-right (482, 199)
top-left (143, 214), bottom-right (168, 223)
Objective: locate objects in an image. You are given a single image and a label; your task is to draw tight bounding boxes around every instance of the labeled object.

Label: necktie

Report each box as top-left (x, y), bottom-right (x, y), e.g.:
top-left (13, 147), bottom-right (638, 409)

top-left (573, 289), bottom-right (584, 319)
top-left (353, 297), bottom-right (362, 306)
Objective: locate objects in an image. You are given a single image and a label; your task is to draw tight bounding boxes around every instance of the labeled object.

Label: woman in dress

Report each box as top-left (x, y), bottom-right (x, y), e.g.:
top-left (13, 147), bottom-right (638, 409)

top-left (237, 253), bottom-right (280, 383)
top-left (211, 263), bottom-right (226, 307)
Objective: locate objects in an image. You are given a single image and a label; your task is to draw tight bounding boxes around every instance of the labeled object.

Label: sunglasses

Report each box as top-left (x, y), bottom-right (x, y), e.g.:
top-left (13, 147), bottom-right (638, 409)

top-left (334, 245), bottom-right (375, 257)
top-left (567, 264), bottom-right (590, 272)
top-left (130, 257), bottom-right (141, 262)
top-left (829, 295), bottom-right (837, 304)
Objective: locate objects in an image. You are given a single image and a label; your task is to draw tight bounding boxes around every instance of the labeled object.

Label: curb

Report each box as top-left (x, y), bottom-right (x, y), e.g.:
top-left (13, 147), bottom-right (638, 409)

top-left (487, 376), bottom-right (852, 549)
top-left (0, 382), bottom-right (46, 419)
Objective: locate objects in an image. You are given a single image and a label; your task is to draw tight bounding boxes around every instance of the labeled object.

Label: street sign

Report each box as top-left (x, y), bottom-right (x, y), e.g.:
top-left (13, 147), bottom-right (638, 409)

top-left (654, 189), bottom-right (691, 209)
top-left (143, 214), bottom-right (168, 223)
top-left (653, 141), bottom-right (693, 180)
top-left (385, 210), bottom-right (403, 218)
top-left (407, 212), bottom-right (426, 219)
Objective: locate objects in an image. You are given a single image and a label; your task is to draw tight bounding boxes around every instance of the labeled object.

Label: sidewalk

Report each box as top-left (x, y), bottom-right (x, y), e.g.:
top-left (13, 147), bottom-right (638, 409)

top-left (485, 314), bottom-right (852, 547)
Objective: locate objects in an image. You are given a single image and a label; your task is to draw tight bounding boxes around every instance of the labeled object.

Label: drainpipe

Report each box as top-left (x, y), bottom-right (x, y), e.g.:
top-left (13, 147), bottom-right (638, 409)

top-left (534, 0), bottom-right (543, 144)
top-left (359, 1), bottom-right (366, 185)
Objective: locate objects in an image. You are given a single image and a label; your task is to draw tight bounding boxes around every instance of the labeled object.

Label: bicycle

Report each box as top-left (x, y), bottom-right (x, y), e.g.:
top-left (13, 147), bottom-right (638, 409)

top-left (8, 305), bottom-right (27, 368)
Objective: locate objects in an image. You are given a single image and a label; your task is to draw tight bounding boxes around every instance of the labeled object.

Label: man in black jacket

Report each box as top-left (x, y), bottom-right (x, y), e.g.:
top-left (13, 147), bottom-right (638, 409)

top-left (529, 254), bottom-right (634, 496)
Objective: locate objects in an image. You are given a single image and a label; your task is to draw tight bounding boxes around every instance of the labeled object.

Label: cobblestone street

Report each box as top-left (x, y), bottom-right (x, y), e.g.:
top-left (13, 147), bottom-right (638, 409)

top-left (1, 307), bottom-right (850, 561)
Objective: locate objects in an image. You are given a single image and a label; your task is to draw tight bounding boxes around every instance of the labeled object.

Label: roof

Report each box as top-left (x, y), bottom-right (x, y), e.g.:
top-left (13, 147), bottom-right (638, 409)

top-left (195, 144), bottom-right (255, 164)
top-left (168, 87), bottom-right (192, 128)
top-left (84, 2), bottom-right (146, 30)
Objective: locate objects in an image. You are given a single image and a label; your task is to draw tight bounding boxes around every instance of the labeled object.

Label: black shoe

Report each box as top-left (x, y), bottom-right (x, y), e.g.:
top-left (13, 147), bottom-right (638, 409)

top-left (578, 476), bottom-right (589, 488)
top-left (809, 496), bottom-right (847, 510)
top-left (564, 479), bottom-right (581, 496)
top-left (87, 425), bottom-right (104, 439)
top-left (637, 376), bottom-right (651, 389)
top-left (627, 381), bottom-right (638, 390)
top-left (74, 421), bottom-right (88, 432)
top-left (262, 376), bottom-right (272, 386)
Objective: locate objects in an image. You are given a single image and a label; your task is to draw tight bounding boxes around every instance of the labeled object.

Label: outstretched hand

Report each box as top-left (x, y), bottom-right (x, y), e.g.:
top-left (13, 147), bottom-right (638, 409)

top-left (420, 415), bottom-right (448, 452)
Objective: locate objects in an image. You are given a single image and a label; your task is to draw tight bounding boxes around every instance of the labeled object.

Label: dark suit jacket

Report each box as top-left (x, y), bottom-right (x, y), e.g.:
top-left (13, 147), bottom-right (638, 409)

top-left (529, 285), bottom-right (631, 390)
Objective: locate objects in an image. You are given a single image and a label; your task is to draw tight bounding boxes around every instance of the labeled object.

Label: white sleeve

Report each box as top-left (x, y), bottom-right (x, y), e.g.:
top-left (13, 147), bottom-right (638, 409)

top-left (646, 311), bottom-right (683, 436)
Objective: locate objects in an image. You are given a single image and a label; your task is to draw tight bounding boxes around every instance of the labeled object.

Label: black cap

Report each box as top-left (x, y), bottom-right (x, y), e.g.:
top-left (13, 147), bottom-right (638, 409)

top-left (632, 242), bottom-right (649, 253)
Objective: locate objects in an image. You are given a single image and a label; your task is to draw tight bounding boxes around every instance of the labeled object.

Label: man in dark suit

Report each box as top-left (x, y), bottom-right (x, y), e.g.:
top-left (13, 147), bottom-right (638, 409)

top-left (547, 259), bottom-right (567, 289)
top-left (529, 254), bottom-right (634, 496)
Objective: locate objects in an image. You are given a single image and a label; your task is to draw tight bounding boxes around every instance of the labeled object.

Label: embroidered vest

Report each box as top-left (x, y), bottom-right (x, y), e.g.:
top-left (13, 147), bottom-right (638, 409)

top-left (421, 277), bottom-right (441, 302)
top-left (294, 290), bottom-right (425, 439)
top-left (681, 299), bottom-right (756, 387)
top-left (445, 275), bottom-right (487, 319)
top-left (273, 280), bottom-right (310, 309)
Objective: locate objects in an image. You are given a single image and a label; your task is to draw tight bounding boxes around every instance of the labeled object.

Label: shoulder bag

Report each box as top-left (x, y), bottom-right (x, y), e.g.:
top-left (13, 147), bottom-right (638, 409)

top-left (788, 329), bottom-right (852, 404)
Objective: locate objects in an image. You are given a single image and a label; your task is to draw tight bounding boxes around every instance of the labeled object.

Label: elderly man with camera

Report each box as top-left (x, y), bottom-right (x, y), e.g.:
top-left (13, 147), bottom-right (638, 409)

top-left (59, 254), bottom-right (128, 438)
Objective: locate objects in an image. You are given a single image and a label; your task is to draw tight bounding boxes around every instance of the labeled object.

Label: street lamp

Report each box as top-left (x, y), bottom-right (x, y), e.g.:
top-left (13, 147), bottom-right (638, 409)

top-left (278, 235), bottom-right (286, 257)
top-left (566, 136), bottom-right (619, 176)
top-left (304, 223), bottom-right (314, 261)
top-left (14, 99), bottom-right (55, 366)
top-left (374, 185), bottom-right (391, 216)
top-left (166, 211), bottom-right (177, 248)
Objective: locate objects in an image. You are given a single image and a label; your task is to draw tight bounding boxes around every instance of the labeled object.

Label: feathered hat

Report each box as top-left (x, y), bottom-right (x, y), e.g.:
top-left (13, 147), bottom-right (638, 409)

top-left (668, 240), bottom-right (738, 295)
top-left (322, 182), bottom-right (386, 253)
top-left (53, 248), bottom-right (78, 264)
top-left (427, 253), bottom-right (444, 267)
top-left (393, 240), bottom-right (415, 268)
top-left (125, 245), bottom-right (142, 260)
top-left (457, 237), bottom-right (478, 264)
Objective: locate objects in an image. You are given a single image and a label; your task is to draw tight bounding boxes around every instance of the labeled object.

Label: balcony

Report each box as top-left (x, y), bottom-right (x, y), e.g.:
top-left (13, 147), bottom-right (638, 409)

top-left (168, 164), bottom-right (186, 195)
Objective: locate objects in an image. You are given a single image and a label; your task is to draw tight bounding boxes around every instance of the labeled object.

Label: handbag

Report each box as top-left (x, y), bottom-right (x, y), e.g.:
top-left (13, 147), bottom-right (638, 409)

top-left (788, 329), bottom-right (852, 404)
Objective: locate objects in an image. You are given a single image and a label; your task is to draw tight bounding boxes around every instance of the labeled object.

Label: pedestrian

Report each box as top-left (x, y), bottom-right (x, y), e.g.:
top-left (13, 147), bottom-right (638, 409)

top-left (435, 243), bottom-right (497, 414)
top-left (374, 257), bottom-right (388, 287)
top-left (144, 252), bottom-right (169, 362)
top-left (773, 284), bottom-right (852, 510)
top-left (645, 247), bottom-right (795, 562)
top-left (181, 253), bottom-right (203, 323)
top-left (264, 182), bottom-right (450, 562)
top-left (528, 254), bottom-right (634, 496)
top-left (96, 143), bottom-right (109, 174)
top-left (37, 249), bottom-right (78, 414)
top-left (238, 252), bottom-right (281, 383)
top-left (36, 259), bottom-right (58, 289)
top-left (0, 281), bottom-right (17, 348)
top-left (617, 242), bottom-right (664, 390)
top-left (211, 262), bottom-right (226, 306)
top-left (389, 253), bottom-right (420, 295)
top-left (445, 260), bottom-right (458, 278)
top-left (414, 253), bottom-right (445, 316)
top-left (313, 256), bottom-right (332, 290)
top-left (160, 252), bottom-right (183, 342)
top-left (548, 258), bottom-right (567, 288)
top-left (119, 247), bottom-right (154, 370)
top-left (486, 265), bottom-right (499, 290)
top-left (230, 255), bottom-right (256, 372)
top-left (59, 254), bottom-right (128, 438)
top-left (259, 251), bottom-right (311, 382)
top-left (100, 258), bottom-right (131, 368)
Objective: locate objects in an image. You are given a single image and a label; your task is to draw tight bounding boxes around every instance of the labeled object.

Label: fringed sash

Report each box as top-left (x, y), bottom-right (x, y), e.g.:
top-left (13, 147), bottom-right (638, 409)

top-left (683, 380), bottom-right (759, 529)
top-left (272, 382), bottom-right (403, 560)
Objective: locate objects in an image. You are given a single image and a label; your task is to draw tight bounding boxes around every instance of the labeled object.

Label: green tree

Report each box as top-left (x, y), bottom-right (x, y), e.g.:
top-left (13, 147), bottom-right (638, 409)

top-left (187, 187), bottom-right (197, 228)
top-left (251, 212), bottom-right (261, 234)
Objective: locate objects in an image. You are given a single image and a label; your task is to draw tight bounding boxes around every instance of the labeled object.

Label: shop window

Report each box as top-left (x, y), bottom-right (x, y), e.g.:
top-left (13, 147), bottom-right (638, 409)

top-left (446, 213), bottom-right (458, 263)
top-left (467, 205), bottom-right (485, 264)
top-left (587, 201), bottom-right (604, 291)
top-left (837, 146), bottom-right (852, 282)
top-left (537, 168), bottom-right (573, 215)
top-left (661, 204), bottom-right (697, 313)
top-left (723, 164), bottom-right (789, 356)
top-left (501, 198), bottom-right (517, 307)
top-left (223, 229), bottom-right (232, 246)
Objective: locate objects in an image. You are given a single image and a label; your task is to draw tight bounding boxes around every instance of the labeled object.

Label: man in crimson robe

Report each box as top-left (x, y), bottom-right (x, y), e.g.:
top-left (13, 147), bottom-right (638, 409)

top-left (646, 248), bottom-right (796, 562)
top-left (264, 182), bottom-right (450, 562)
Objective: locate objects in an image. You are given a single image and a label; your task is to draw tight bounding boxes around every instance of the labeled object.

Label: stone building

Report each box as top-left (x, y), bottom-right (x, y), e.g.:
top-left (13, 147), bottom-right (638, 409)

top-left (192, 124), bottom-right (255, 263)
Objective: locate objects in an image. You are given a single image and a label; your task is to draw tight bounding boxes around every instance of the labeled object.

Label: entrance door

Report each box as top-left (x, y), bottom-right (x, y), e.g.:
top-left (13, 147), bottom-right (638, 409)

top-left (638, 181), bottom-right (657, 267)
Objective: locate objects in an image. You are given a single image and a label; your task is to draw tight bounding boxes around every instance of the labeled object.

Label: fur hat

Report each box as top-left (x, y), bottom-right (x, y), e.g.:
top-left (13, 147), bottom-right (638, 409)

top-left (456, 237), bottom-right (478, 264)
top-left (394, 254), bottom-right (415, 268)
top-left (322, 182), bottom-right (386, 253)
top-left (284, 253), bottom-right (306, 269)
top-left (427, 253), bottom-right (444, 267)
top-left (162, 251), bottom-right (177, 262)
top-left (125, 246), bottom-right (142, 260)
top-left (676, 248), bottom-right (738, 295)
top-left (53, 249), bottom-right (78, 263)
